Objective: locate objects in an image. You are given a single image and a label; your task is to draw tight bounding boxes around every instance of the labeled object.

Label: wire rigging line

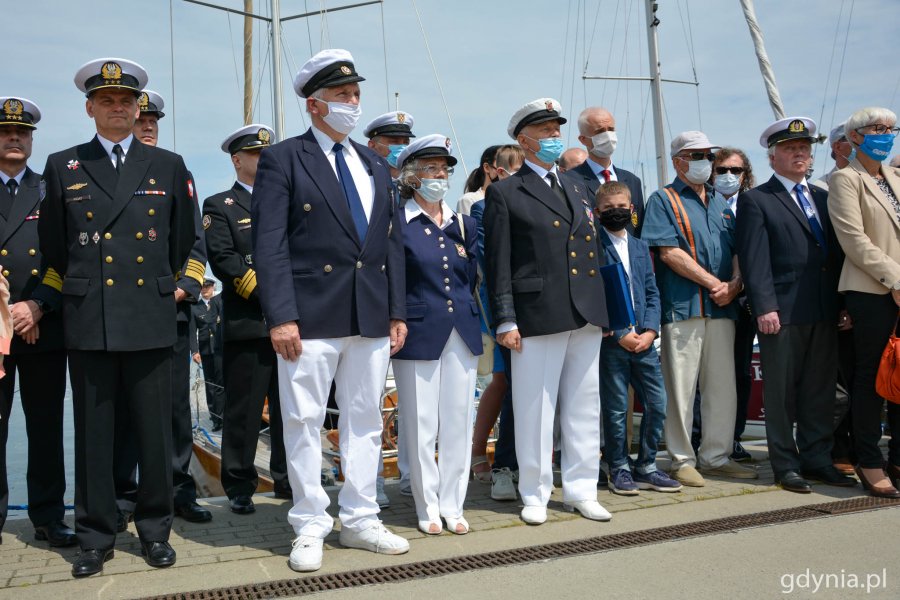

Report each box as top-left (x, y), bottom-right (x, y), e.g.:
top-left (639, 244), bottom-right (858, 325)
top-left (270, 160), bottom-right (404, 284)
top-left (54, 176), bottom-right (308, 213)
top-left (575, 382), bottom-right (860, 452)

top-left (826, 0), bottom-right (855, 151)
top-left (566, 0), bottom-right (582, 147)
top-left (280, 25), bottom-right (309, 130)
top-left (409, 0), bottom-right (467, 175)
top-left (600, 0), bottom-right (623, 107)
top-left (683, 0), bottom-right (702, 129)
top-left (379, 0), bottom-right (391, 110)
top-left (252, 32), bottom-right (272, 124)
top-left (319, 0), bottom-right (331, 49)
top-left (560, 0), bottom-right (574, 103)
top-left (584, 0), bottom-right (605, 73)
top-left (304, 0), bottom-right (314, 55)
top-left (169, 0), bottom-right (178, 150)
top-left (226, 13), bottom-right (243, 96)
top-left (814, 0), bottom-right (848, 172)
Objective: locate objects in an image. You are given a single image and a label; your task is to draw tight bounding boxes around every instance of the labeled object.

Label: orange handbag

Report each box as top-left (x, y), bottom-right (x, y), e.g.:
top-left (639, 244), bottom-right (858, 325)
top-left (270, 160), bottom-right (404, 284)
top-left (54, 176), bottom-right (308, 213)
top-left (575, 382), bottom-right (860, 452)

top-left (876, 311), bottom-right (900, 404)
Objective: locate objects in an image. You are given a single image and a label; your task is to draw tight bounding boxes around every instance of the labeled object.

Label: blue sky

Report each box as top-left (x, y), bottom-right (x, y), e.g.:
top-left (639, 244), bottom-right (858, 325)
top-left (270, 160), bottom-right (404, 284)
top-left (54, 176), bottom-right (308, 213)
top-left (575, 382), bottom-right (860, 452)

top-left (6, 0), bottom-right (899, 208)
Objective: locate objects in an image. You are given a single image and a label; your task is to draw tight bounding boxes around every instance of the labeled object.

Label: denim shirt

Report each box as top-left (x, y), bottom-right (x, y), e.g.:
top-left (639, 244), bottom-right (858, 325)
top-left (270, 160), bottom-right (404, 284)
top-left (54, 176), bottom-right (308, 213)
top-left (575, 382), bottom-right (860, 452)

top-left (641, 177), bottom-right (738, 324)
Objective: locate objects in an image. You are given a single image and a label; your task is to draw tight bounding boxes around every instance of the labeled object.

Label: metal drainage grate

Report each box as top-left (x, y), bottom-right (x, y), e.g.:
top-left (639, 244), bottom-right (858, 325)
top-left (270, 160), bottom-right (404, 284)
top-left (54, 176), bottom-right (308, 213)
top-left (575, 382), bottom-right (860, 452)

top-left (137, 497), bottom-right (899, 600)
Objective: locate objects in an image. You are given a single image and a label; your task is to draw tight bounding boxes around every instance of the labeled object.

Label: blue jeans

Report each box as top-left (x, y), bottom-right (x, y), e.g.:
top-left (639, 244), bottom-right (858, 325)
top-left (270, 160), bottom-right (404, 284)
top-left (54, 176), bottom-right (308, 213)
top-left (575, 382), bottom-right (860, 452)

top-left (600, 337), bottom-right (668, 474)
top-left (492, 346), bottom-right (518, 471)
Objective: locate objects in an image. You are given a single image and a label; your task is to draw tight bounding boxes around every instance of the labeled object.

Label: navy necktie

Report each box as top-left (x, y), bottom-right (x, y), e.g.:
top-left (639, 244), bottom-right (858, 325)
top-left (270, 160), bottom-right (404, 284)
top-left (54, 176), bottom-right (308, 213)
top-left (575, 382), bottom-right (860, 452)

top-left (112, 144), bottom-right (124, 173)
top-left (547, 172), bottom-right (566, 203)
top-left (6, 179), bottom-right (17, 197)
top-left (333, 143), bottom-right (368, 241)
top-left (794, 183), bottom-right (827, 254)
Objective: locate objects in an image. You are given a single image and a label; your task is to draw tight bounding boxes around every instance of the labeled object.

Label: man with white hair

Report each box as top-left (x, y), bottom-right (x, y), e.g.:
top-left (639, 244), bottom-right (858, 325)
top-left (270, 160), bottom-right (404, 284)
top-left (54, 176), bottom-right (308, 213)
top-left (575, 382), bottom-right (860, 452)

top-left (484, 98), bottom-right (610, 526)
top-left (251, 48), bottom-right (408, 572)
top-left (641, 131), bottom-right (757, 488)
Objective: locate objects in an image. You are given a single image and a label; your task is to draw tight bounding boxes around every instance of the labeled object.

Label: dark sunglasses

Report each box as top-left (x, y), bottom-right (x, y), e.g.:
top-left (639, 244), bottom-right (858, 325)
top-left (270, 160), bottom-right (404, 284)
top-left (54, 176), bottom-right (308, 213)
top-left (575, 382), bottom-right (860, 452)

top-left (679, 151), bottom-right (715, 161)
top-left (715, 166), bottom-right (745, 175)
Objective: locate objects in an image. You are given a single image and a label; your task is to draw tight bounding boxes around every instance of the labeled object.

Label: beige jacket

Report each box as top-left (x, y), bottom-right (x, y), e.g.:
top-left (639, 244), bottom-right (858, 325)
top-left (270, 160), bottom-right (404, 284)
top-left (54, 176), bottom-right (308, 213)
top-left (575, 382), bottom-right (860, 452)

top-left (829, 159), bottom-right (900, 294)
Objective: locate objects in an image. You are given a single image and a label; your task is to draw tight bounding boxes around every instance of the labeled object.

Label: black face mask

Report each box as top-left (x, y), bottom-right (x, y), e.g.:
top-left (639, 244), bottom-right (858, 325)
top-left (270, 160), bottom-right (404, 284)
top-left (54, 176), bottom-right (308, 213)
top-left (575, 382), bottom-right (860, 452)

top-left (489, 174), bottom-right (500, 183)
top-left (599, 207), bottom-right (632, 231)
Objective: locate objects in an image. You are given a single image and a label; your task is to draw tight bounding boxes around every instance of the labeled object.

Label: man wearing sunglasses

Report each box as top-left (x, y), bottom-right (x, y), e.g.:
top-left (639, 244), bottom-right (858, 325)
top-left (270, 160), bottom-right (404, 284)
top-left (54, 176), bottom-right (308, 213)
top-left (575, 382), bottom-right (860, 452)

top-left (641, 131), bottom-right (756, 488)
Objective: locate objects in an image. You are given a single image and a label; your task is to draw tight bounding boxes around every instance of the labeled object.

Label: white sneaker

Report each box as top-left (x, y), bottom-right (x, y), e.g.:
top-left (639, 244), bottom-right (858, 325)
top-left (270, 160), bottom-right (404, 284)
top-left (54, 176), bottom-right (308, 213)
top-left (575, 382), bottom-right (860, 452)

top-left (376, 476), bottom-right (390, 508)
top-left (564, 499), bottom-right (612, 522)
top-left (339, 523), bottom-right (410, 555)
top-left (491, 467), bottom-right (517, 501)
top-left (289, 535), bottom-right (323, 572)
top-left (520, 505), bottom-right (547, 525)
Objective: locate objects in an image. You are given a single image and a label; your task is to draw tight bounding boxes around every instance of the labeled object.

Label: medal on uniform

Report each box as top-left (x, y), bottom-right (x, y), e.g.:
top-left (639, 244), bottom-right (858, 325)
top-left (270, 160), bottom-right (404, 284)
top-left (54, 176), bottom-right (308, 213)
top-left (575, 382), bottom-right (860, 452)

top-left (224, 198), bottom-right (234, 206)
top-left (78, 232), bottom-right (88, 246)
top-left (245, 254), bottom-right (253, 265)
top-left (149, 178), bottom-right (156, 185)
top-left (202, 214), bottom-right (211, 230)
top-left (424, 227), bottom-right (432, 236)
top-left (148, 227), bottom-right (157, 241)
top-left (67, 160), bottom-right (80, 171)
top-left (455, 243), bottom-right (467, 258)
top-left (92, 231), bottom-right (100, 244)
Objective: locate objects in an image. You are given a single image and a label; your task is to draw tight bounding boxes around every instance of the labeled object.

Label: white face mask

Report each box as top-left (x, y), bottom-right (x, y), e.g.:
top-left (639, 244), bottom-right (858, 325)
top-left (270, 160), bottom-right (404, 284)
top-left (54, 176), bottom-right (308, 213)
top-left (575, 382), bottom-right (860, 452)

top-left (416, 178), bottom-right (449, 203)
top-left (684, 159), bottom-right (713, 184)
top-left (589, 131), bottom-right (618, 158)
top-left (315, 98), bottom-right (361, 135)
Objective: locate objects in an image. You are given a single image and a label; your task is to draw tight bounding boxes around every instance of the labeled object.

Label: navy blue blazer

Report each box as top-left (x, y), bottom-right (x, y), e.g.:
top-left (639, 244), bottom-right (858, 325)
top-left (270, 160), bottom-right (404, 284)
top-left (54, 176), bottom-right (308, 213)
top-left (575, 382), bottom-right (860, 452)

top-left (567, 160), bottom-right (645, 237)
top-left (251, 128), bottom-right (405, 339)
top-left (392, 206), bottom-right (482, 361)
top-left (736, 176), bottom-right (842, 325)
top-left (599, 229), bottom-right (661, 339)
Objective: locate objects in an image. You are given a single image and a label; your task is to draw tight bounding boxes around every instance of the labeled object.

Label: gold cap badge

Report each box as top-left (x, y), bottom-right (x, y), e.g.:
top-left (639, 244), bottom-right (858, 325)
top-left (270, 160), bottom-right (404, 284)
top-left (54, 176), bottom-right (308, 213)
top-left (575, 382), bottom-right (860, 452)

top-left (138, 92), bottom-right (149, 110)
top-left (340, 65), bottom-right (352, 75)
top-left (788, 119), bottom-right (806, 133)
top-left (101, 62), bottom-right (122, 81)
top-left (397, 112), bottom-right (406, 124)
top-left (258, 129), bottom-right (270, 143)
top-left (3, 99), bottom-right (23, 117)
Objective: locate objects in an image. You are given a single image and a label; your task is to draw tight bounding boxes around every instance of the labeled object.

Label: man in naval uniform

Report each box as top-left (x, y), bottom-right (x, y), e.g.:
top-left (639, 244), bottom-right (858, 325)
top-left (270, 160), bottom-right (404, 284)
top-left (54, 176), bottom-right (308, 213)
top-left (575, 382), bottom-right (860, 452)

top-left (113, 89), bottom-right (211, 529)
top-left (0, 97), bottom-right (73, 548)
top-left (202, 124), bottom-right (290, 514)
top-left (38, 57), bottom-right (195, 577)
top-left (251, 48), bottom-right (408, 573)
top-left (484, 98), bottom-right (610, 526)
top-left (190, 279), bottom-right (225, 431)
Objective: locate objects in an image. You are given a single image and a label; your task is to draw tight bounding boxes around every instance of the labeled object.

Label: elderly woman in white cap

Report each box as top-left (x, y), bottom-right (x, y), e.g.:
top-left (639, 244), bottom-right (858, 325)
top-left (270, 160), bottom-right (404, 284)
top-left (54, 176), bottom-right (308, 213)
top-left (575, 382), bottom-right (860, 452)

top-left (392, 134), bottom-right (482, 535)
top-left (829, 106), bottom-right (900, 498)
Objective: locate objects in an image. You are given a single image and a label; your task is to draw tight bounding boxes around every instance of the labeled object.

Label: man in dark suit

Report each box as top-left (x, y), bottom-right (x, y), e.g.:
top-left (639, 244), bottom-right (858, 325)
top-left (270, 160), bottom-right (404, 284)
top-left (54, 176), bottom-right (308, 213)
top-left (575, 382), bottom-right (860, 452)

top-left (570, 107), bottom-right (645, 237)
top-left (38, 58), bottom-right (196, 576)
top-left (0, 97), bottom-right (73, 547)
top-left (484, 97), bottom-right (610, 526)
top-left (113, 89), bottom-right (211, 529)
top-left (736, 117), bottom-right (857, 494)
top-left (252, 48), bottom-right (409, 573)
top-left (190, 279), bottom-right (225, 431)
top-left (202, 124), bottom-right (290, 515)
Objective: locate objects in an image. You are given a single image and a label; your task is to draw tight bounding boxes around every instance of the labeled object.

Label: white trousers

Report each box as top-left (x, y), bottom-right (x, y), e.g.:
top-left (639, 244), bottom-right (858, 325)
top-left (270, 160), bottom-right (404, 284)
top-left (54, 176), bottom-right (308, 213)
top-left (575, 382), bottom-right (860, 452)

top-left (394, 329), bottom-right (477, 522)
top-left (277, 335), bottom-right (390, 537)
top-left (660, 317), bottom-right (737, 470)
top-left (511, 324), bottom-right (603, 506)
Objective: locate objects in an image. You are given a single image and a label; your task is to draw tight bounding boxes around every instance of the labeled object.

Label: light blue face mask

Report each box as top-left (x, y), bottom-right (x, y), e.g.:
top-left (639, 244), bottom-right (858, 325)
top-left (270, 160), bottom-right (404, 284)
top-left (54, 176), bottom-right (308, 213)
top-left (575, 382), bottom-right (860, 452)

top-left (714, 173), bottom-right (741, 197)
top-left (416, 178), bottom-right (449, 203)
top-left (858, 133), bottom-right (894, 162)
top-left (526, 136), bottom-right (564, 164)
top-left (385, 144), bottom-right (406, 168)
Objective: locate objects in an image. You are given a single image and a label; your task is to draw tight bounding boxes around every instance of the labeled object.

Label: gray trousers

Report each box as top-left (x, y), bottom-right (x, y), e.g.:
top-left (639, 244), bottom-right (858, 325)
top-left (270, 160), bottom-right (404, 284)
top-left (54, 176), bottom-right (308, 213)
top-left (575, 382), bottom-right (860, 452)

top-left (757, 322), bottom-right (837, 475)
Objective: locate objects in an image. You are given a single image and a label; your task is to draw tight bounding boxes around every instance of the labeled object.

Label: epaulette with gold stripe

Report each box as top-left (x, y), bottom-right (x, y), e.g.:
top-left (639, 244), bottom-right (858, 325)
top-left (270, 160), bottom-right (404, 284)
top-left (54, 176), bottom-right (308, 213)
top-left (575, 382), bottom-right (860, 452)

top-left (184, 258), bottom-right (206, 285)
top-left (41, 267), bottom-right (63, 292)
top-left (234, 268), bottom-right (257, 300)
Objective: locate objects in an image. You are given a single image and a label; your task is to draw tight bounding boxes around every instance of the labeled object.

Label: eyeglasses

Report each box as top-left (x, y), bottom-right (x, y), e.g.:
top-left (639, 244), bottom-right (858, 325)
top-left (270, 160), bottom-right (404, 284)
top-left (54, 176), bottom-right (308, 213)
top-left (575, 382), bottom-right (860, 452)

top-left (715, 166), bottom-right (745, 175)
top-left (678, 151), bottom-right (715, 162)
top-left (856, 124), bottom-right (900, 137)
top-left (417, 165), bottom-right (455, 177)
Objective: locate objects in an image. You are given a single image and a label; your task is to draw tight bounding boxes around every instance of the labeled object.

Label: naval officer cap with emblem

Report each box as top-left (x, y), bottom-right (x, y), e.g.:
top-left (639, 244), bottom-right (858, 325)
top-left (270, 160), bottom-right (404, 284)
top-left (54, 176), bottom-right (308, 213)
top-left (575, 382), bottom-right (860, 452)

top-left (138, 90), bottom-right (166, 119)
top-left (221, 124), bottom-right (275, 155)
top-left (364, 112), bottom-right (416, 139)
top-left (507, 98), bottom-right (567, 140)
top-left (759, 116), bottom-right (818, 148)
top-left (292, 49), bottom-right (365, 98)
top-left (396, 134), bottom-right (458, 169)
top-left (74, 58), bottom-right (148, 97)
top-left (0, 97), bottom-right (41, 128)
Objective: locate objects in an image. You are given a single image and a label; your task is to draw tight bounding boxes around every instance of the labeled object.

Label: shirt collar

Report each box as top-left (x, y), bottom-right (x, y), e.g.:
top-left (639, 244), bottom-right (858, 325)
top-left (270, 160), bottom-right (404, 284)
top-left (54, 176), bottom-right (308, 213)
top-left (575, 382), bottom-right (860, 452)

top-left (604, 227), bottom-right (629, 242)
top-left (523, 159), bottom-right (559, 181)
top-left (404, 198), bottom-right (455, 228)
top-left (236, 180), bottom-right (253, 194)
top-left (587, 158), bottom-right (614, 178)
top-left (0, 167), bottom-right (26, 186)
top-left (311, 124), bottom-right (350, 154)
top-left (671, 176), bottom-right (713, 201)
top-left (773, 172), bottom-right (810, 195)
top-left (96, 133), bottom-right (134, 159)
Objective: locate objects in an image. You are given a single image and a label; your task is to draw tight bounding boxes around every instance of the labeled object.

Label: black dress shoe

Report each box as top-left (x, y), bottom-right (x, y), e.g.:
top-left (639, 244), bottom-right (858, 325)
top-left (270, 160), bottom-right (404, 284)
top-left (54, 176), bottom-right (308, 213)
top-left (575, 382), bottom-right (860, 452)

top-left (802, 465), bottom-right (857, 487)
top-left (273, 484), bottom-right (293, 500)
top-left (175, 501), bottom-right (212, 523)
top-left (730, 441), bottom-right (752, 462)
top-left (229, 495), bottom-right (255, 514)
top-left (72, 548), bottom-right (114, 578)
top-left (777, 471), bottom-right (812, 494)
top-left (141, 541), bottom-right (176, 568)
top-left (597, 468), bottom-right (608, 488)
top-left (116, 509), bottom-right (133, 533)
top-left (34, 520), bottom-right (77, 547)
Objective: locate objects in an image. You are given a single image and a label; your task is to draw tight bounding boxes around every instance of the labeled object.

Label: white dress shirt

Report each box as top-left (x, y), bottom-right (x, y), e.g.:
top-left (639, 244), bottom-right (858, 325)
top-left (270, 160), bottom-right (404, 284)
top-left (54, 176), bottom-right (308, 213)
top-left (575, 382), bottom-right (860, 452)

top-left (716, 190), bottom-right (739, 217)
top-left (236, 180), bottom-right (253, 194)
top-left (311, 125), bottom-right (375, 221)
top-left (0, 167), bottom-right (26, 187)
top-left (586, 158), bottom-right (619, 182)
top-left (773, 173), bottom-right (821, 222)
top-left (96, 133), bottom-right (134, 168)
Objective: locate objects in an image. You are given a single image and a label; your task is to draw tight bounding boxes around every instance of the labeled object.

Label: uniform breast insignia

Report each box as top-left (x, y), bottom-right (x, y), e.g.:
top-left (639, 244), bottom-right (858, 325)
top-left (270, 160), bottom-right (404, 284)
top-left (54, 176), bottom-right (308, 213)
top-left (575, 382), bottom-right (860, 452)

top-left (582, 199), bottom-right (597, 234)
top-left (78, 232), bottom-right (89, 246)
top-left (67, 182), bottom-right (88, 191)
top-left (455, 243), bottom-right (467, 258)
top-left (237, 218), bottom-right (251, 224)
top-left (149, 178), bottom-right (156, 185)
top-left (245, 254), bottom-right (253, 265)
top-left (148, 227), bottom-right (158, 241)
top-left (202, 214), bottom-right (211, 230)
top-left (92, 231), bottom-right (100, 244)
top-left (224, 198), bottom-right (235, 206)
top-left (25, 211), bottom-right (39, 221)
top-left (65, 195), bottom-right (91, 203)
top-left (424, 227), bottom-right (432, 236)
top-left (67, 160), bottom-right (80, 170)
top-left (134, 190), bottom-right (166, 196)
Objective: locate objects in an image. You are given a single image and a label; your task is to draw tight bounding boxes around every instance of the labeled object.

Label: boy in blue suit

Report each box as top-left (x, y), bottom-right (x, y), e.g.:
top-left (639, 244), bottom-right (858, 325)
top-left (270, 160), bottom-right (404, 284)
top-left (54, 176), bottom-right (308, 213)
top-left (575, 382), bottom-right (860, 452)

top-left (596, 182), bottom-right (682, 495)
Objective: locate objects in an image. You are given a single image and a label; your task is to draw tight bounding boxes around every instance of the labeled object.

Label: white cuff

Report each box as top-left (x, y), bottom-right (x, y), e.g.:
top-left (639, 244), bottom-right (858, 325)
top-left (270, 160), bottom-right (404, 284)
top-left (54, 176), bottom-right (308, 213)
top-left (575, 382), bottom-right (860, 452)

top-left (496, 322), bottom-right (518, 334)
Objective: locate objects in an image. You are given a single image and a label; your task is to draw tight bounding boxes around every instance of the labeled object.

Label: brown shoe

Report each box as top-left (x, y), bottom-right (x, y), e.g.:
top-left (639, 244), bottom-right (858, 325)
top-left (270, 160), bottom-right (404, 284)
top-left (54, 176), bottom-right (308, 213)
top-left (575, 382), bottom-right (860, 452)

top-left (671, 465), bottom-right (705, 487)
top-left (700, 459), bottom-right (759, 480)
top-left (832, 459), bottom-right (855, 476)
top-left (856, 466), bottom-right (900, 499)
